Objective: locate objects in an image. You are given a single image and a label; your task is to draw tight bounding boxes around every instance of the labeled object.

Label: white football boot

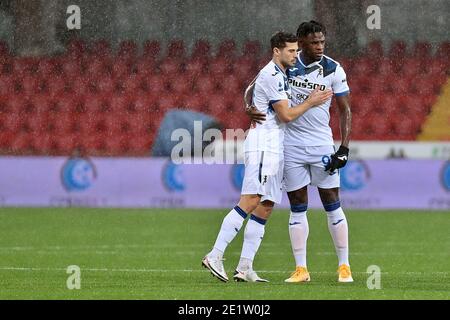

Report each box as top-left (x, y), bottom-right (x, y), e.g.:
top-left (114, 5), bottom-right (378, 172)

top-left (202, 255), bottom-right (229, 282)
top-left (233, 269), bottom-right (269, 283)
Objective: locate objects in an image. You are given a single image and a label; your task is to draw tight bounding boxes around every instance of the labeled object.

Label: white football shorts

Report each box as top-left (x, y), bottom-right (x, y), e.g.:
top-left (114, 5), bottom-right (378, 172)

top-left (283, 145), bottom-right (340, 192)
top-left (241, 151), bottom-right (284, 204)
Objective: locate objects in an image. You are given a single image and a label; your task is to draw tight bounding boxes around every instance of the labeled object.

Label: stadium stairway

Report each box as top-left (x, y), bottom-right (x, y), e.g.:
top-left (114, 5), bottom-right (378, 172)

top-left (418, 77), bottom-right (450, 141)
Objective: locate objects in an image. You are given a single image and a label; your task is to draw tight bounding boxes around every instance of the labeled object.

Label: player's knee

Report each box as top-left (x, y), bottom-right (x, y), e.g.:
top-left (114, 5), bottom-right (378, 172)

top-left (253, 200), bottom-right (274, 220)
top-left (287, 187), bottom-right (308, 205)
top-left (318, 188), bottom-right (340, 205)
top-left (238, 195), bottom-right (261, 213)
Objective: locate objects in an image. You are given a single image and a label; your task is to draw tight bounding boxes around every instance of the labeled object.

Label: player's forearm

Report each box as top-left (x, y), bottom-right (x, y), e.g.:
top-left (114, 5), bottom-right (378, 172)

top-left (281, 100), bottom-right (313, 122)
top-left (339, 106), bottom-right (352, 147)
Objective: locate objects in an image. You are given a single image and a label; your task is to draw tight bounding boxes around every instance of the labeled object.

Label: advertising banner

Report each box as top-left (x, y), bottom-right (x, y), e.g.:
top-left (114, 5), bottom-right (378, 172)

top-left (0, 157), bottom-right (448, 210)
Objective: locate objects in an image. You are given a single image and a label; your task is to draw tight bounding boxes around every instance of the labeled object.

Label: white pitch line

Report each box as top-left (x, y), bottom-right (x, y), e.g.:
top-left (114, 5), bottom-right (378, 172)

top-left (0, 267), bottom-right (447, 276)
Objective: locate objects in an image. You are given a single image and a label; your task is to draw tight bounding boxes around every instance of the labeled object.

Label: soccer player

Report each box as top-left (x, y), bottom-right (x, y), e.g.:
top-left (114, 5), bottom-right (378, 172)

top-left (202, 31), bottom-right (332, 283)
top-left (245, 21), bottom-right (353, 283)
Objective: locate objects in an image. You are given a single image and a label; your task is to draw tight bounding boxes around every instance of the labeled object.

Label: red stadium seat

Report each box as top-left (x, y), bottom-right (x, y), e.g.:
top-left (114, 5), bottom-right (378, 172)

top-left (184, 94), bottom-right (206, 111)
top-left (103, 113), bottom-right (124, 136)
top-left (80, 133), bottom-right (104, 154)
top-left (206, 94), bottom-right (227, 115)
top-left (233, 57), bottom-right (257, 83)
top-left (194, 75), bottom-right (216, 94)
top-left (0, 41), bottom-right (9, 57)
top-left (25, 112), bottom-right (47, 133)
top-left (146, 76), bottom-right (167, 95)
top-left (216, 39), bottom-right (237, 60)
top-left (160, 58), bottom-right (182, 75)
top-left (96, 77), bottom-right (115, 94)
top-left (122, 74), bottom-right (143, 94)
top-left (54, 96), bottom-right (79, 113)
top-left (216, 74), bottom-right (242, 95)
top-left (83, 95), bottom-right (106, 113)
top-left (30, 95), bottom-right (52, 114)
top-left (4, 112), bottom-right (25, 132)
top-left (19, 75), bottom-right (42, 95)
top-left (84, 58), bottom-right (107, 77)
top-left (111, 60), bottom-right (132, 78)
top-left (30, 133), bottom-right (53, 154)
top-left (388, 40), bottom-right (408, 59)
top-left (185, 59), bottom-right (205, 78)
top-left (105, 134), bottom-right (128, 155)
top-left (392, 117), bottom-right (417, 139)
top-left (435, 42), bottom-right (450, 60)
top-left (56, 134), bottom-right (79, 155)
top-left (133, 95), bottom-right (152, 113)
top-left (387, 77), bottom-right (410, 95)
top-left (142, 40), bottom-right (161, 59)
top-left (127, 135), bottom-right (152, 154)
top-left (411, 76), bottom-right (437, 96)
top-left (157, 94), bottom-right (178, 112)
top-left (12, 58), bottom-right (36, 77)
top-left (169, 75), bottom-right (191, 95)
top-left (46, 76), bottom-right (67, 96)
top-left (399, 58), bottom-right (421, 77)
top-left (242, 40), bottom-right (262, 58)
top-left (208, 57), bottom-right (233, 76)
top-left (352, 57), bottom-right (376, 75)
top-left (49, 112), bottom-right (76, 134)
top-left (365, 40), bottom-right (384, 58)
top-left (90, 39), bottom-right (111, 58)
top-left (36, 59), bottom-right (56, 77)
top-left (10, 132), bottom-right (32, 153)
top-left (66, 38), bottom-right (87, 58)
top-left (166, 39), bottom-right (186, 60)
top-left (412, 41), bottom-right (432, 60)
top-left (68, 76), bottom-right (90, 96)
top-left (0, 75), bottom-right (14, 95)
top-left (109, 95), bottom-right (130, 113)
top-left (135, 58), bottom-right (157, 76)
top-left (191, 40), bottom-right (211, 60)
top-left (118, 40), bottom-right (138, 60)
top-left (6, 95), bottom-right (27, 113)
top-left (61, 59), bottom-right (82, 76)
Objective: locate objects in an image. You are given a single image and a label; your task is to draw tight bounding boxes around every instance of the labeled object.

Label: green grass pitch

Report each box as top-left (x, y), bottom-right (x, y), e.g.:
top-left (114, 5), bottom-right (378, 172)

top-left (0, 208), bottom-right (449, 299)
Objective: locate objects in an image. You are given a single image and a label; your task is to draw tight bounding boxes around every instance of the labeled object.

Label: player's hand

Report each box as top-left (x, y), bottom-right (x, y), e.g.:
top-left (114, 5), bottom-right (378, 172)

top-left (245, 105), bottom-right (266, 124)
top-left (325, 145), bottom-right (349, 174)
top-left (306, 88), bottom-right (333, 107)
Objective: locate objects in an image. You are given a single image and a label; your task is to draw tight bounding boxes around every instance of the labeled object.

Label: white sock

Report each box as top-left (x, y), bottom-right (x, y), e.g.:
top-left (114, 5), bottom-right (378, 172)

top-left (288, 209), bottom-right (309, 268)
top-left (209, 206), bottom-right (247, 257)
top-left (326, 203), bottom-right (349, 266)
top-left (237, 215), bottom-right (266, 272)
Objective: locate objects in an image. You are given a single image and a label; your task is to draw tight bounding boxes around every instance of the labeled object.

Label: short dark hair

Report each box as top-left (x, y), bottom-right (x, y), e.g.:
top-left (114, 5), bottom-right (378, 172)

top-left (270, 31), bottom-right (298, 50)
top-left (296, 20), bottom-right (326, 38)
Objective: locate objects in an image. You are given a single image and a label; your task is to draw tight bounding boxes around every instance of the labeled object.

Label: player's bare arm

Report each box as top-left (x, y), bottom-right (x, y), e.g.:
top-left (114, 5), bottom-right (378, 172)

top-left (273, 88), bottom-right (332, 123)
top-left (336, 95), bottom-right (352, 148)
top-left (325, 94), bottom-right (351, 173)
top-left (244, 78), bottom-right (266, 124)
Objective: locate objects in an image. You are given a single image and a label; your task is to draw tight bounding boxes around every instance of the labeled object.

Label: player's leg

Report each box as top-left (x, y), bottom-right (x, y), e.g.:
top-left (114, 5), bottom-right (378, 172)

top-left (234, 200), bottom-right (273, 283)
top-left (202, 151), bottom-right (264, 282)
top-left (233, 151), bottom-right (283, 283)
top-left (202, 194), bottom-right (261, 282)
top-left (283, 145), bottom-right (312, 282)
top-left (317, 187), bottom-right (352, 282)
top-left (310, 145), bottom-right (352, 282)
top-left (284, 186), bottom-right (311, 282)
